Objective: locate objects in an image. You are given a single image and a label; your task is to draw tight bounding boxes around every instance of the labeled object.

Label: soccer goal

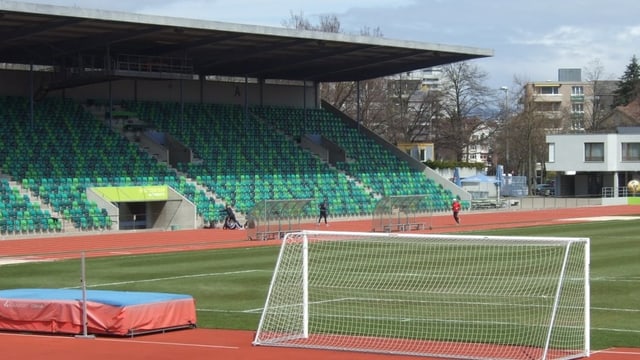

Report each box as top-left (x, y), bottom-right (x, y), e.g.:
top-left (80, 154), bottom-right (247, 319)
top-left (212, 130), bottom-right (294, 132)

top-left (253, 230), bottom-right (590, 360)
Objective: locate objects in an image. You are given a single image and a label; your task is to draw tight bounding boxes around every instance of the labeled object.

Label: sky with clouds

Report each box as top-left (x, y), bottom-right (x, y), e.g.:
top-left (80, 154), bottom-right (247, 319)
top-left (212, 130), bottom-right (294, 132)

top-left (30, 0), bottom-right (640, 91)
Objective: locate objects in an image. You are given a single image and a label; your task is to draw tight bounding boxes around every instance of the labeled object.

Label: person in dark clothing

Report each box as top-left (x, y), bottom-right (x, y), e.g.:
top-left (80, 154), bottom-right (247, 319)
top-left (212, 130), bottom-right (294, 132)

top-left (223, 205), bottom-right (236, 222)
top-left (221, 205), bottom-right (241, 230)
top-left (317, 201), bottom-right (328, 226)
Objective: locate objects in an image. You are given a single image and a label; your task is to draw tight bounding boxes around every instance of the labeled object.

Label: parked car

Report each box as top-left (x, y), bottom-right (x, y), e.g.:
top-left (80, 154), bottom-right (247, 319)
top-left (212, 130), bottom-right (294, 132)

top-left (534, 184), bottom-right (555, 196)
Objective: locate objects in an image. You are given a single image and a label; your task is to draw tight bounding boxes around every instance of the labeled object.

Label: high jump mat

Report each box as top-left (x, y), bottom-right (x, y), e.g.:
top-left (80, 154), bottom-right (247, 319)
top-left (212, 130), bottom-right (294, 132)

top-left (0, 288), bottom-right (196, 336)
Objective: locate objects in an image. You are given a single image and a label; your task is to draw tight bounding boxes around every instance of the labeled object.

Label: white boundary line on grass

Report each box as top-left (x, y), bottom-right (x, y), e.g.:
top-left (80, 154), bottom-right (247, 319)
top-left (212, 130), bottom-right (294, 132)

top-left (592, 306), bottom-right (640, 313)
top-left (591, 347), bottom-right (640, 356)
top-left (591, 327), bottom-right (640, 334)
top-left (63, 269), bottom-right (267, 288)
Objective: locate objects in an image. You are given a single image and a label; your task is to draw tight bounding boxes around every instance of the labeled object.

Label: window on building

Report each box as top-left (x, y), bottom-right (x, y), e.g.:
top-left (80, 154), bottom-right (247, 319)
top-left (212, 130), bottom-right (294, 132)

top-left (571, 117), bottom-right (585, 130)
top-left (584, 142), bottom-right (604, 162)
top-left (535, 86), bottom-right (560, 95)
top-left (572, 86), bottom-right (584, 95)
top-left (572, 103), bottom-right (584, 113)
top-left (548, 143), bottom-right (555, 162)
top-left (537, 102), bottom-right (561, 111)
top-left (622, 142), bottom-right (640, 161)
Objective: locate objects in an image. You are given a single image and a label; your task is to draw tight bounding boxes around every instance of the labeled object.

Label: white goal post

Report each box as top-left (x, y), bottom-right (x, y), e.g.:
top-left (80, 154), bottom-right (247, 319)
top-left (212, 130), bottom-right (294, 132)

top-left (253, 230), bottom-right (590, 360)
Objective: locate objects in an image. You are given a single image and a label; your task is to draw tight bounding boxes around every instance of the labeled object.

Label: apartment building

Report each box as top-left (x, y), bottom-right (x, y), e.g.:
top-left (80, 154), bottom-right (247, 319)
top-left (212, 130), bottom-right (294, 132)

top-left (523, 68), bottom-right (617, 131)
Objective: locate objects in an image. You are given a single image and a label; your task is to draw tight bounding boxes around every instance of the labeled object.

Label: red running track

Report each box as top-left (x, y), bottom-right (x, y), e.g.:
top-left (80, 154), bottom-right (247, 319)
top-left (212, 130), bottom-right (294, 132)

top-left (0, 204), bottom-right (639, 360)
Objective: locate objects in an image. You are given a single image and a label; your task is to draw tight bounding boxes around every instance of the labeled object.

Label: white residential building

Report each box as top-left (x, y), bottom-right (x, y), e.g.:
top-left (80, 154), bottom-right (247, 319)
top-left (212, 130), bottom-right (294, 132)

top-left (463, 122), bottom-right (494, 169)
top-left (546, 128), bottom-right (640, 197)
top-left (388, 67), bottom-right (444, 92)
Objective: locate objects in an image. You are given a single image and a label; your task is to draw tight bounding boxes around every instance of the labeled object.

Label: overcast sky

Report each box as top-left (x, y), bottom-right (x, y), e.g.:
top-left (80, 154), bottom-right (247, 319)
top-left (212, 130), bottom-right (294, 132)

top-left (31, 0), bottom-right (640, 91)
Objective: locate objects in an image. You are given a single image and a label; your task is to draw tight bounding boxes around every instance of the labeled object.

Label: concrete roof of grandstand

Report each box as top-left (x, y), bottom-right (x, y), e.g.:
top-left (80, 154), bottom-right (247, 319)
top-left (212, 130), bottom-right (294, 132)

top-left (0, 1), bottom-right (493, 83)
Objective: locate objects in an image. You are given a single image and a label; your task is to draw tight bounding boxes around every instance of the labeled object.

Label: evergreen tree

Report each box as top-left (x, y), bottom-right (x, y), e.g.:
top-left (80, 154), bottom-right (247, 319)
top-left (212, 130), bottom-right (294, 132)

top-left (613, 55), bottom-right (640, 106)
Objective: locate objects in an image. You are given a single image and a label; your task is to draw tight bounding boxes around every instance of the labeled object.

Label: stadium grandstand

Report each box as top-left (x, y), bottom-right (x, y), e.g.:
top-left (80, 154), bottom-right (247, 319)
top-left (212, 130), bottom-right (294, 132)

top-left (0, 1), bottom-right (493, 235)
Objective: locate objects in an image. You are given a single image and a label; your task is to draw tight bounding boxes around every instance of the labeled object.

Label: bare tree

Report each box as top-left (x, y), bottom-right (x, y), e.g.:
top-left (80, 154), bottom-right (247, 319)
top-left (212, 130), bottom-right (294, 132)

top-left (509, 107), bottom-right (549, 190)
top-left (282, 12), bottom-right (495, 154)
top-left (379, 77), bottom-right (444, 144)
top-left (318, 14), bottom-right (341, 33)
top-left (320, 81), bottom-right (357, 111)
top-left (282, 11), bottom-right (341, 32)
top-left (321, 78), bottom-right (389, 136)
top-left (356, 78), bottom-right (388, 134)
top-left (359, 25), bottom-right (384, 37)
top-left (281, 11), bottom-right (313, 30)
top-left (584, 58), bottom-right (616, 131)
top-left (283, 12), bottom-right (394, 138)
top-left (503, 79), bottom-right (553, 189)
top-left (405, 91), bottom-right (443, 143)
top-left (434, 62), bottom-right (491, 161)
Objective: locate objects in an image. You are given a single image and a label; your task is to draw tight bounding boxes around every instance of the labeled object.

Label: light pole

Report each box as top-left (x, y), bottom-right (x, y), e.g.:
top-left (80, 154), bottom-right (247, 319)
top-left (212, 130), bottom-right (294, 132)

top-left (500, 86), bottom-right (509, 173)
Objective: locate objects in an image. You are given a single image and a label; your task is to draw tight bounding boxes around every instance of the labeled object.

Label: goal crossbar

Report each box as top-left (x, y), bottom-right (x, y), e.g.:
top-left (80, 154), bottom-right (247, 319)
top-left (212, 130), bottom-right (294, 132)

top-left (253, 230), bottom-right (590, 360)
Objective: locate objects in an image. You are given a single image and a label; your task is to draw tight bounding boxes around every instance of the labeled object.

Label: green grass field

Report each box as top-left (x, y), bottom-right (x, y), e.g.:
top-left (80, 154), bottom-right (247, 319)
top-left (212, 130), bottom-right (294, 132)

top-left (0, 220), bottom-right (638, 350)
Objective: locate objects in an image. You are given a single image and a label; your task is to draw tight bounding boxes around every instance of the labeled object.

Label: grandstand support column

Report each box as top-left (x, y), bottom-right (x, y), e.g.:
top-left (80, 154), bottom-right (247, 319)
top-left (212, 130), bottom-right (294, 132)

top-left (199, 74), bottom-right (204, 103)
top-left (108, 80), bottom-right (113, 126)
top-left (244, 76), bottom-right (249, 125)
top-left (29, 62), bottom-right (34, 129)
top-left (105, 46), bottom-right (112, 73)
top-left (356, 80), bottom-right (361, 131)
top-left (259, 78), bottom-right (265, 106)
top-left (105, 46), bottom-right (113, 128)
top-left (180, 78), bottom-right (184, 134)
top-left (303, 79), bottom-right (307, 110)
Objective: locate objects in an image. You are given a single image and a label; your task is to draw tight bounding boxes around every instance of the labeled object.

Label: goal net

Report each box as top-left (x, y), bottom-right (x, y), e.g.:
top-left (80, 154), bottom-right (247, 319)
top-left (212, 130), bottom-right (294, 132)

top-left (253, 230), bottom-right (590, 360)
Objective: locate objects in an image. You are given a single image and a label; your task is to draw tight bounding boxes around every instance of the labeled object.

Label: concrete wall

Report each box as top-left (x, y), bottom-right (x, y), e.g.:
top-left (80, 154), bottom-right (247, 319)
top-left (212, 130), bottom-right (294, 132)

top-left (155, 187), bottom-right (197, 230)
top-left (0, 70), bottom-right (319, 108)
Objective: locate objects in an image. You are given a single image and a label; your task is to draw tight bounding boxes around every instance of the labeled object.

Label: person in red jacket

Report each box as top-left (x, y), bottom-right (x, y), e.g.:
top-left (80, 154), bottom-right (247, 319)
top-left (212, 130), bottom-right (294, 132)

top-left (451, 198), bottom-right (461, 225)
